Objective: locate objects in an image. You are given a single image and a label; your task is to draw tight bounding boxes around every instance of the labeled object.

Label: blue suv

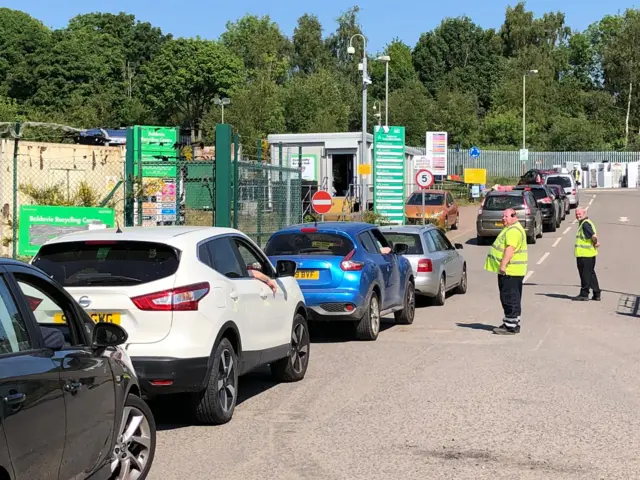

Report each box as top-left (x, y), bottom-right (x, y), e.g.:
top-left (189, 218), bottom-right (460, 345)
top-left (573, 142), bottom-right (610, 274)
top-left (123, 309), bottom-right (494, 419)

top-left (265, 222), bottom-right (415, 341)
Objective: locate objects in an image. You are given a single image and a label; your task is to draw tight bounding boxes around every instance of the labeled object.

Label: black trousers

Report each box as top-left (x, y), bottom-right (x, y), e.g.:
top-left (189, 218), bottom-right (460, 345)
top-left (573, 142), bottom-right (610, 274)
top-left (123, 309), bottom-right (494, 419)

top-left (577, 257), bottom-right (600, 297)
top-left (498, 274), bottom-right (524, 324)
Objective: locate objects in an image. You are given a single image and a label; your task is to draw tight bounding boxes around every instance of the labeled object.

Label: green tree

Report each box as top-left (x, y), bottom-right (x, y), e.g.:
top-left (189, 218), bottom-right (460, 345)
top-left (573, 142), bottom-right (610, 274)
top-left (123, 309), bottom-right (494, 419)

top-left (388, 80), bottom-right (435, 146)
top-left (292, 14), bottom-right (330, 74)
top-left (140, 38), bottom-right (244, 133)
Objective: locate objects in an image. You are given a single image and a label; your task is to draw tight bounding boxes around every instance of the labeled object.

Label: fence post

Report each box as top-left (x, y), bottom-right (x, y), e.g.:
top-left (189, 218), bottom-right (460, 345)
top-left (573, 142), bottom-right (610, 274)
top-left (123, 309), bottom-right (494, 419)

top-left (257, 139), bottom-right (262, 162)
top-left (233, 133), bottom-right (239, 229)
top-left (11, 122), bottom-right (21, 259)
top-left (124, 127), bottom-right (135, 227)
top-left (214, 123), bottom-right (232, 227)
top-left (257, 163), bottom-right (263, 246)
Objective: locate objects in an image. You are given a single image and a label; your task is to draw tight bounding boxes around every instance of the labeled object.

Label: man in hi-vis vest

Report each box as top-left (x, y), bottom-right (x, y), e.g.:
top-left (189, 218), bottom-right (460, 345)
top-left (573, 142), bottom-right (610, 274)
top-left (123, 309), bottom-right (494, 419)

top-left (484, 208), bottom-right (528, 335)
top-left (573, 207), bottom-right (601, 301)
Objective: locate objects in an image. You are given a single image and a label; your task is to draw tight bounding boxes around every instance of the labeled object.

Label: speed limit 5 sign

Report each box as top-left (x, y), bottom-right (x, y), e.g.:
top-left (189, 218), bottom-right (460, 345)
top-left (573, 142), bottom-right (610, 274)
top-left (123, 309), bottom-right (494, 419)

top-left (415, 169), bottom-right (435, 189)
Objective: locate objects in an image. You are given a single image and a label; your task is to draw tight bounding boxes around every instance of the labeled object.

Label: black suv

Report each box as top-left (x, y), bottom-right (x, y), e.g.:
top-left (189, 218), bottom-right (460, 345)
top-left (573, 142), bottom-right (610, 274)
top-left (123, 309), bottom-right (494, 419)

top-left (513, 185), bottom-right (561, 232)
top-left (0, 260), bottom-right (156, 480)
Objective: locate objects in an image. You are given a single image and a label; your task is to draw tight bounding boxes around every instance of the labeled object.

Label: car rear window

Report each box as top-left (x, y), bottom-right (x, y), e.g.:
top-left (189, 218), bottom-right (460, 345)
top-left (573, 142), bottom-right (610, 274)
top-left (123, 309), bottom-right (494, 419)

top-left (407, 193), bottom-right (444, 206)
top-left (546, 176), bottom-right (572, 188)
top-left (32, 241), bottom-right (180, 287)
top-left (264, 232), bottom-right (354, 256)
top-left (380, 233), bottom-right (424, 254)
top-left (483, 195), bottom-right (526, 211)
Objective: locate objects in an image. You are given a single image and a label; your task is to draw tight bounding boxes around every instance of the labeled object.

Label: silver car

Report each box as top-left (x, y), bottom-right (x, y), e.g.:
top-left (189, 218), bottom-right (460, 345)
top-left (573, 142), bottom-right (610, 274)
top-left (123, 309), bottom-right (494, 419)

top-left (476, 190), bottom-right (543, 245)
top-left (545, 174), bottom-right (579, 208)
top-left (379, 225), bottom-right (467, 306)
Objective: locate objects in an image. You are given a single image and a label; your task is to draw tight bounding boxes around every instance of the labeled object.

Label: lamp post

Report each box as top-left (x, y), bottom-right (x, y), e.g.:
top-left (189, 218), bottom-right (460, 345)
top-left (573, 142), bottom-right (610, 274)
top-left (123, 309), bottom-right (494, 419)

top-left (347, 34), bottom-right (370, 209)
top-left (376, 55), bottom-right (390, 126)
top-left (373, 101), bottom-right (382, 127)
top-left (522, 70), bottom-right (538, 150)
top-left (214, 97), bottom-right (231, 123)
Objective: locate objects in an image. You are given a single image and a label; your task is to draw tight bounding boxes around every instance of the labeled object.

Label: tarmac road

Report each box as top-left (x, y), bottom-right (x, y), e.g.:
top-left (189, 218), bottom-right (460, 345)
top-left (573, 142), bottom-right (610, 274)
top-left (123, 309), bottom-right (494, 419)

top-left (148, 188), bottom-right (640, 480)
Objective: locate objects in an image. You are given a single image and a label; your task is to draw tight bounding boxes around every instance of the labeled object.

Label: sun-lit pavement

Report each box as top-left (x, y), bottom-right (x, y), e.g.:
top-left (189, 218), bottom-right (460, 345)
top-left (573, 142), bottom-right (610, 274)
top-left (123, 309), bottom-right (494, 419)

top-left (148, 189), bottom-right (640, 480)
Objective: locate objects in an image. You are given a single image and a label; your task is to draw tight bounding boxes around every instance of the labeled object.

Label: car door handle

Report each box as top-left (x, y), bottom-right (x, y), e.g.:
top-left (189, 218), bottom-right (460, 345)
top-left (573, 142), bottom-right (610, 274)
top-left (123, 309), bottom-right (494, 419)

top-left (3, 392), bottom-right (26, 406)
top-left (64, 381), bottom-right (82, 393)
top-left (230, 291), bottom-right (239, 301)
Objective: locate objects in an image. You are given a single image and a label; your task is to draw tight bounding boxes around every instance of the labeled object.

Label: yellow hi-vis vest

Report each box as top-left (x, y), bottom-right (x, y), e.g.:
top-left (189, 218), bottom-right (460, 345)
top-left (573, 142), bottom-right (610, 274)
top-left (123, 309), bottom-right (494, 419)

top-left (575, 219), bottom-right (597, 258)
top-left (484, 222), bottom-right (528, 276)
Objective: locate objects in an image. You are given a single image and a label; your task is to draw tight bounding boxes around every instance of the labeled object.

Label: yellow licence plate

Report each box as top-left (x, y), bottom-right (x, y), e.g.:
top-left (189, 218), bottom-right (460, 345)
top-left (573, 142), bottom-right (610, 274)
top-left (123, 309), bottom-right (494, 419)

top-left (54, 312), bottom-right (121, 325)
top-left (295, 270), bottom-right (320, 280)
top-left (495, 222), bottom-right (503, 227)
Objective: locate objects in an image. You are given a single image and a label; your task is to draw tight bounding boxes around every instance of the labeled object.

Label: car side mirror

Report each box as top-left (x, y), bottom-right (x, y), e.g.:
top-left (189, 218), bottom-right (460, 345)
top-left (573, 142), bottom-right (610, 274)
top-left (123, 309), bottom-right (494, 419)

top-left (276, 259), bottom-right (297, 277)
top-left (393, 243), bottom-right (409, 255)
top-left (454, 243), bottom-right (463, 250)
top-left (92, 322), bottom-right (128, 349)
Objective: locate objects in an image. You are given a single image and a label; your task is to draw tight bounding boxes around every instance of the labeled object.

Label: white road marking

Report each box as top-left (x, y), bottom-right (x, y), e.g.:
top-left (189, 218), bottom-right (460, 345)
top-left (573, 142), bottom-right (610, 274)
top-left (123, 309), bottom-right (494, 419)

top-left (552, 237), bottom-right (562, 247)
top-left (588, 198), bottom-right (594, 205)
top-left (563, 227), bottom-right (571, 235)
top-left (593, 194), bottom-right (597, 198)
top-left (537, 252), bottom-right (550, 265)
top-left (619, 216), bottom-right (629, 222)
top-left (572, 219), bottom-right (577, 224)
top-left (585, 206), bottom-right (589, 211)
top-left (524, 271), bottom-right (534, 283)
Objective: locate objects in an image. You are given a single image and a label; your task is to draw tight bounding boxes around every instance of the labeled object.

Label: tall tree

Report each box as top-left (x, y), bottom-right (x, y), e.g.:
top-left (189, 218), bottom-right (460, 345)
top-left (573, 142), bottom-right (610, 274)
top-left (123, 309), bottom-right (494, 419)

top-left (292, 14), bottom-right (330, 74)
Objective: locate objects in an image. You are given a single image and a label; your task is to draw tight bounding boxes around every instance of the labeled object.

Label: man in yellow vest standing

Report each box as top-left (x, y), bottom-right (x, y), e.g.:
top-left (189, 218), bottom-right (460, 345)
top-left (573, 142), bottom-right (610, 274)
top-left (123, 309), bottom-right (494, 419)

top-left (484, 208), bottom-right (528, 335)
top-left (573, 207), bottom-right (601, 301)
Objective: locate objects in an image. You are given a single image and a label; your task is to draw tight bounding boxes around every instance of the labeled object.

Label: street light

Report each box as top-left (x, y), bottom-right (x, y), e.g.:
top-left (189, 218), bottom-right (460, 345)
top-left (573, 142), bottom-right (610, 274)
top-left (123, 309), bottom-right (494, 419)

top-left (348, 33), bottom-right (370, 209)
top-left (376, 55), bottom-right (391, 126)
top-left (214, 97), bottom-right (231, 123)
top-left (373, 101), bottom-right (382, 127)
top-left (522, 69), bottom-right (538, 150)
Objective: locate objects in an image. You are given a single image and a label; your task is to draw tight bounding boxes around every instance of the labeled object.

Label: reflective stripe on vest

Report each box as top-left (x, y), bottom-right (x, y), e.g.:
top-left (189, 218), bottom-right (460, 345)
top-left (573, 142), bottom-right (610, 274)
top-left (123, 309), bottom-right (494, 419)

top-left (484, 222), bottom-right (528, 275)
top-left (575, 219), bottom-right (597, 258)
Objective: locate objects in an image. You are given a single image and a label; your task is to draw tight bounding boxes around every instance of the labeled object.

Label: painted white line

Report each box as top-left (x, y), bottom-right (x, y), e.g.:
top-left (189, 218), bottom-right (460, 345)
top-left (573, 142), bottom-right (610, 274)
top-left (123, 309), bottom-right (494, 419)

top-left (593, 194), bottom-right (597, 198)
top-left (572, 219), bottom-right (577, 225)
top-left (524, 271), bottom-right (534, 283)
top-left (585, 206), bottom-right (589, 211)
top-left (552, 237), bottom-right (562, 247)
top-left (588, 198), bottom-right (594, 205)
top-left (537, 252), bottom-right (550, 265)
top-left (563, 227), bottom-right (571, 235)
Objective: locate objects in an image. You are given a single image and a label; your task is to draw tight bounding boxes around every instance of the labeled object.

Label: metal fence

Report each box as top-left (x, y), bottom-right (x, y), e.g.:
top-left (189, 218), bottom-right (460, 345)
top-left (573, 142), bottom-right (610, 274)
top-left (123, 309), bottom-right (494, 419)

top-left (445, 150), bottom-right (640, 178)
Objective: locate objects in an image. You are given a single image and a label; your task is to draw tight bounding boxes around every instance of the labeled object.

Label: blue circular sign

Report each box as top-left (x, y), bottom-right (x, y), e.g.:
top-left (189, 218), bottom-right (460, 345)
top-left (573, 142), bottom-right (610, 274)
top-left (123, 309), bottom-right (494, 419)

top-left (469, 146), bottom-right (481, 158)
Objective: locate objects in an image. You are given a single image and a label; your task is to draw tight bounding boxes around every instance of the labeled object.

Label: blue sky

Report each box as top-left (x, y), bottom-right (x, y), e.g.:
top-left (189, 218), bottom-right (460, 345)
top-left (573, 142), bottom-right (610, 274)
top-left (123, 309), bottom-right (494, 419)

top-left (5, 0), bottom-right (637, 53)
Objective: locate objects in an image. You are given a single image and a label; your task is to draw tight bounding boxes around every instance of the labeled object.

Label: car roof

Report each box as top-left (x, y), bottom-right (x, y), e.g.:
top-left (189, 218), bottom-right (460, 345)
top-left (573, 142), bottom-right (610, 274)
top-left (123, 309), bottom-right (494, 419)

top-left (0, 258), bottom-right (41, 271)
top-left (40, 226), bottom-right (245, 249)
top-left (487, 190), bottom-right (526, 196)
top-left (408, 189), bottom-right (446, 195)
top-left (545, 173), bottom-right (572, 178)
top-left (377, 224), bottom-right (437, 233)
top-left (273, 222), bottom-right (374, 236)
top-left (514, 184), bottom-right (546, 189)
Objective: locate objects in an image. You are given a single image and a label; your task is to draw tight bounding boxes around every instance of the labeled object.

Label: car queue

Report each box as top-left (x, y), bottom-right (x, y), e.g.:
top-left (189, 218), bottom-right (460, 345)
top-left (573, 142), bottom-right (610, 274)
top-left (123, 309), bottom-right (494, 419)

top-left (0, 194), bottom-right (472, 479)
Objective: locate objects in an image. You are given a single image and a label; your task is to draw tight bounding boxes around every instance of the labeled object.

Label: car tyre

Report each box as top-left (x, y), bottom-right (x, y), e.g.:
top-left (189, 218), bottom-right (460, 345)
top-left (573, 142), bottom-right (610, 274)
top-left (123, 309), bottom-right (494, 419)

top-left (451, 214), bottom-right (460, 230)
top-left (536, 222), bottom-right (543, 238)
top-left (356, 291), bottom-right (380, 341)
top-left (110, 394), bottom-right (156, 480)
top-left (476, 236), bottom-right (486, 246)
top-left (433, 275), bottom-right (446, 306)
top-left (548, 220), bottom-right (557, 232)
top-left (453, 264), bottom-right (467, 295)
top-left (271, 314), bottom-right (310, 382)
top-left (527, 232), bottom-right (537, 245)
top-left (191, 338), bottom-right (238, 425)
top-left (556, 211), bottom-right (562, 227)
top-left (394, 281), bottom-right (415, 325)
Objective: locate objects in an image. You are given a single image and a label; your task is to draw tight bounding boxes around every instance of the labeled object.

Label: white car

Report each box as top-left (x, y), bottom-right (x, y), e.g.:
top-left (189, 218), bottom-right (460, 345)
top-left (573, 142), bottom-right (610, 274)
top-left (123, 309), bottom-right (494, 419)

top-left (545, 173), bottom-right (579, 208)
top-left (31, 226), bottom-right (310, 425)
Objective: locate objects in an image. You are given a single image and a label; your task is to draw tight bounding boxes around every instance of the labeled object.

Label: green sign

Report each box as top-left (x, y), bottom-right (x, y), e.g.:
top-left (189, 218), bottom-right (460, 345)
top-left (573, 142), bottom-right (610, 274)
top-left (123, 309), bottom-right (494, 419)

top-left (19, 205), bottom-right (116, 256)
top-left (373, 126), bottom-right (406, 224)
top-left (127, 126), bottom-right (179, 178)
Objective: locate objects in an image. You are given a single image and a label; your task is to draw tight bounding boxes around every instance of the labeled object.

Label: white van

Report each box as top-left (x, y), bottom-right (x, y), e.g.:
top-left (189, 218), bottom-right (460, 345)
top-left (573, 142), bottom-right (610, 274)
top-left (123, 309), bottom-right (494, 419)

top-left (545, 174), bottom-right (579, 208)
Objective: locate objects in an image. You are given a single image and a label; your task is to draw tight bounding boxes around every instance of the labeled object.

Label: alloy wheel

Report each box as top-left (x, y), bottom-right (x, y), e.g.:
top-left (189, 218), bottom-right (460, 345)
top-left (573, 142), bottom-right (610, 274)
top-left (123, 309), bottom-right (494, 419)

top-left (370, 296), bottom-right (380, 335)
top-left (217, 349), bottom-right (236, 413)
top-left (407, 285), bottom-right (415, 321)
top-left (290, 323), bottom-right (309, 375)
top-left (111, 406), bottom-right (152, 480)
top-left (439, 277), bottom-right (445, 303)
top-left (461, 268), bottom-right (467, 291)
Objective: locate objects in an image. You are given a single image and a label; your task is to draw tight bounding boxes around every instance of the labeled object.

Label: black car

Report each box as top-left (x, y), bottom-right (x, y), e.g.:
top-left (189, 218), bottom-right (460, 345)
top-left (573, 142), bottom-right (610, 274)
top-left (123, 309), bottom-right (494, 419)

top-left (513, 185), bottom-right (561, 232)
top-left (0, 259), bottom-right (156, 480)
top-left (547, 184), bottom-right (570, 218)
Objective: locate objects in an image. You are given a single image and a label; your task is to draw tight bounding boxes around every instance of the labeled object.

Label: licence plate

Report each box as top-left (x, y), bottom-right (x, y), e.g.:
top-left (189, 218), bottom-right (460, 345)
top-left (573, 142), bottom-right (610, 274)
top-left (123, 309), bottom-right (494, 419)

top-left (54, 312), bottom-right (121, 325)
top-left (495, 222), bottom-right (503, 227)
top-left (295, 270), bottom-right (320, 280)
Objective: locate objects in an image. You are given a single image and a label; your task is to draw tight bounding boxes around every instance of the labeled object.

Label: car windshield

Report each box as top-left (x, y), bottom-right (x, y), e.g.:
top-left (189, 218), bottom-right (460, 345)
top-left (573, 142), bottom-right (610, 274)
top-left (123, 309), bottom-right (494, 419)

top-left (546, 176), bottom-right (572, 188)
top-left (32, 241), bottom-right (180, 287)
top-left (407, 193), bottom-right (444, 206)
top-left (380, 233), bottom-right (424, 254)
top-left (264, 232), bottom-right (354, 256)
top-left (483, 195), bottom-right (526, 211)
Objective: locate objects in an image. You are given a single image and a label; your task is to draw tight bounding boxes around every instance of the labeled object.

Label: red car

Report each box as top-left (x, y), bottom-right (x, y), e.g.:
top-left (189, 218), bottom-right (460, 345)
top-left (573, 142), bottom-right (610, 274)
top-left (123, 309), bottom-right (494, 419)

top-left (518, 169), bottom-right (557, 186)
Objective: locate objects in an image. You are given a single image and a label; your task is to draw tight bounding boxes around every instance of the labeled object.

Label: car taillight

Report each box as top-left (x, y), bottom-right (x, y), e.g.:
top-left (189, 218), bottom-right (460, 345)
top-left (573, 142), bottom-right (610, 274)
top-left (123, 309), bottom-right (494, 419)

top-left (478, 198), bottom-right (485, 215)
top-left (538, 197), bottom-right (552, 204)
top-left (417, 259), bottom-right (433, 273)
top-left (25, 295), bottom-right (43, 311)
top-left (340, 249), bottom-right (364, 271)
top-left (572, 189), bottom-right (576, 195)
top-left (131, 282), bottom-right (210, 311)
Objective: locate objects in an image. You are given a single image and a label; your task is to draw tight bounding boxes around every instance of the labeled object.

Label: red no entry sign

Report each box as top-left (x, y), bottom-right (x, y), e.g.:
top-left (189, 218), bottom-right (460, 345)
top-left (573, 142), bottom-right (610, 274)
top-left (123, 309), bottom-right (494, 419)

top-left (311, 190), bottom-right (333, 215)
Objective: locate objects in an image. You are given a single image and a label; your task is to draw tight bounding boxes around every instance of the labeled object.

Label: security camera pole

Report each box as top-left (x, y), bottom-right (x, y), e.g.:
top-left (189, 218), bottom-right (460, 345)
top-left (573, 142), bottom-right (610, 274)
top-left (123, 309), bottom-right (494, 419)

top-left (348, 33), bottom-right (369, 210)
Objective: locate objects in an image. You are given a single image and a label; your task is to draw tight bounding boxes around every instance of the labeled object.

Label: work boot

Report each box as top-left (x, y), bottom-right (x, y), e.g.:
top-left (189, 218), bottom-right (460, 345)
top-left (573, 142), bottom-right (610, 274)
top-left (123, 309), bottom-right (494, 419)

top-left (493, 324), bottom-right (520, 335)
top-left (572, 295), bottom-right (589, 301)
top-left (591, 293), bottom-right (601, 301)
